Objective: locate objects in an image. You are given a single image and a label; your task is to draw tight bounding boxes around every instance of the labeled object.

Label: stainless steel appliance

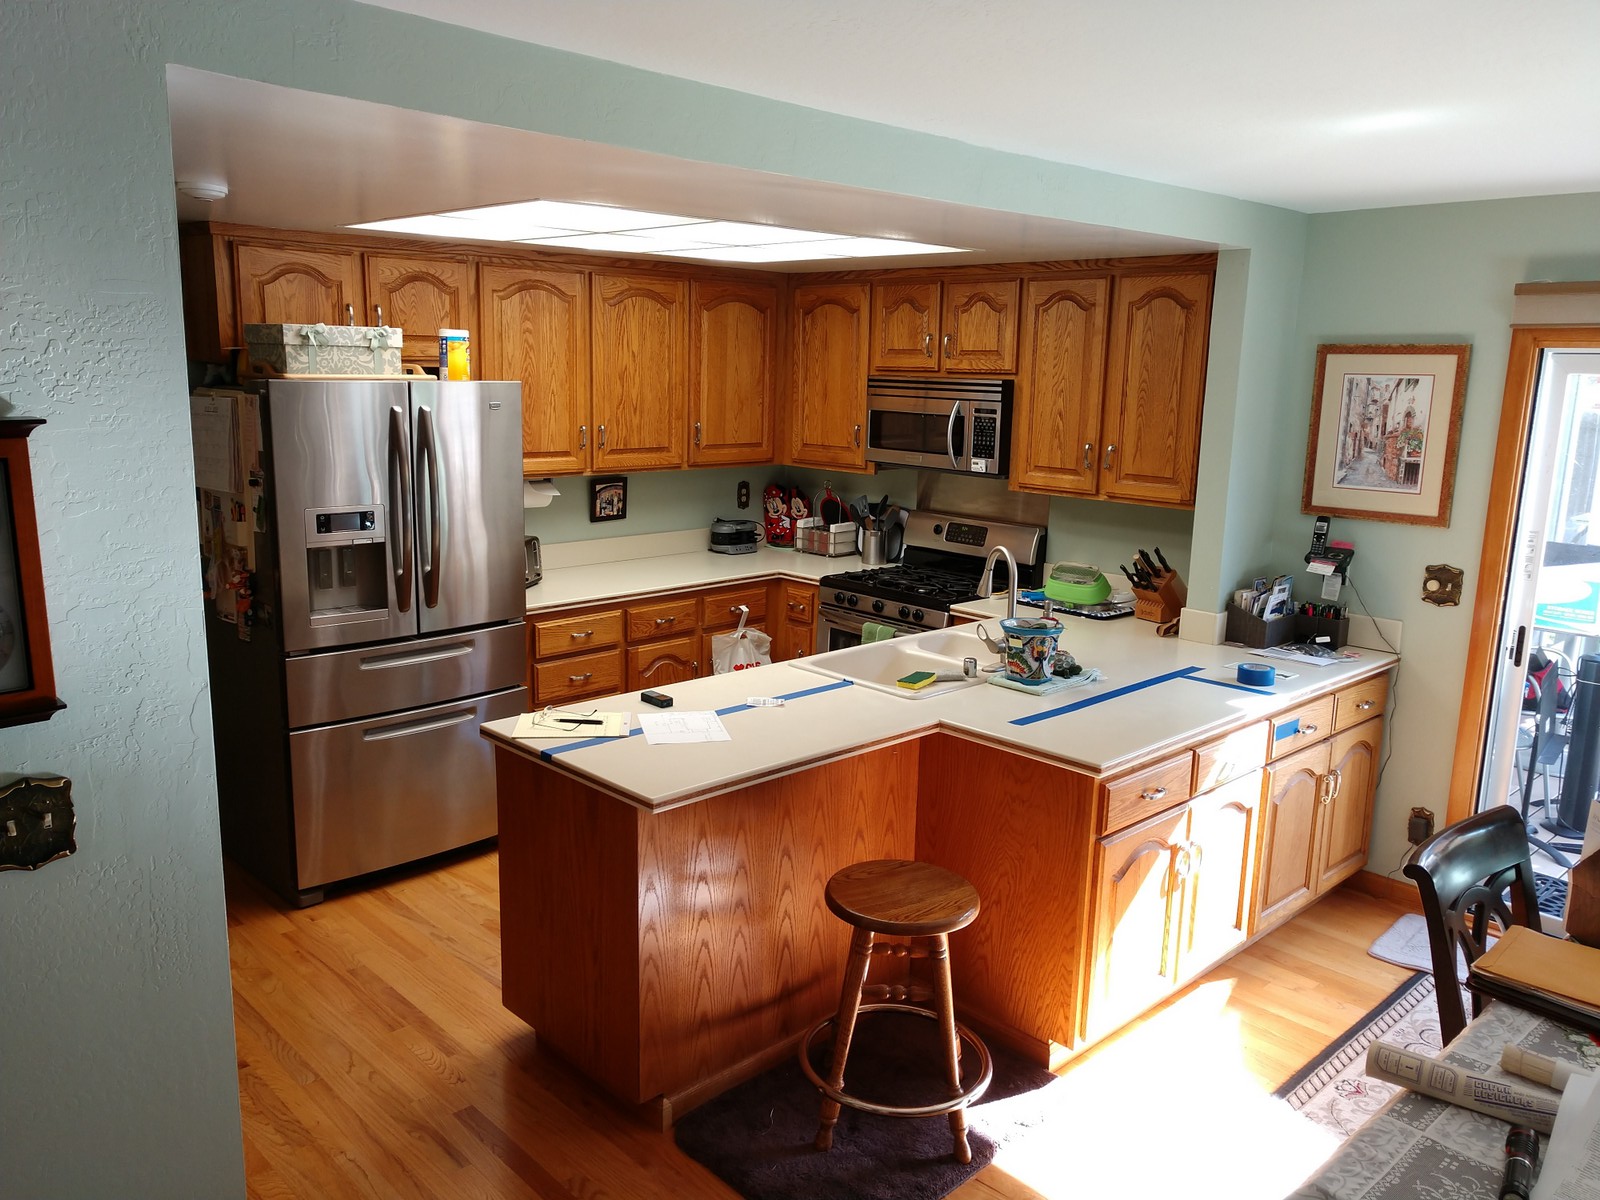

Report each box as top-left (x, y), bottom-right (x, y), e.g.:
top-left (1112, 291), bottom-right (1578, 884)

top-left (709, 517), bottom-right (762, 554)
top-left (865, 377), bottom-right (1011, 476)
top-left (816, 510), bottom-right (1046, 652)
top-left (200, 379), bottom-right (527, 906)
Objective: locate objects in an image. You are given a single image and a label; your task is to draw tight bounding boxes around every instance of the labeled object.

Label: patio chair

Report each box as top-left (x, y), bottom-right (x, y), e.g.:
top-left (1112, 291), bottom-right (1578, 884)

top-left (1403, 804), bottom-right (1545, 1042)
top-left (1522, 651), bottom-right (1580, 869)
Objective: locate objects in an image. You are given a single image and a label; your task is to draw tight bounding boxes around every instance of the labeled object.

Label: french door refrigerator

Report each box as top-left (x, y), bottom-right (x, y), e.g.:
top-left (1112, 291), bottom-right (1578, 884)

top-left (204, 379), bottom-right (526, 906)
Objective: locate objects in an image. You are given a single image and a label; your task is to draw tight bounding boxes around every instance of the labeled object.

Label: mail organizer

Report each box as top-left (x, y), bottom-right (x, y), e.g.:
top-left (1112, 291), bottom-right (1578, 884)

top-left (1225, 605), bottom-right (1295, 648)
top-left (1294, 613), bottom-right (1349, 649)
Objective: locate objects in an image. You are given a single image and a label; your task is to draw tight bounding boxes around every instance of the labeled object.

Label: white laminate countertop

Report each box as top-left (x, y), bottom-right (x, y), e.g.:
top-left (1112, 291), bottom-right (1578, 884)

top-left (483, 607), bottom-right (1398, 814)
top-left (524, 544), bottom-right (853, 614)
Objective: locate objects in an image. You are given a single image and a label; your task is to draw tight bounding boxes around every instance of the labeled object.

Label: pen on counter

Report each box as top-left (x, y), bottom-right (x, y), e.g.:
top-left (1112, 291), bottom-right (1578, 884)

top-left (1499, 1126), bottom-right (1538, 1200)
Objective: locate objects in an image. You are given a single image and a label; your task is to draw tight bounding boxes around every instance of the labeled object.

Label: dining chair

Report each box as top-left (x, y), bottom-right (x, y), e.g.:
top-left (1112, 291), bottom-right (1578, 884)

top-left (1403, 804), bottom-right (1545, 1042)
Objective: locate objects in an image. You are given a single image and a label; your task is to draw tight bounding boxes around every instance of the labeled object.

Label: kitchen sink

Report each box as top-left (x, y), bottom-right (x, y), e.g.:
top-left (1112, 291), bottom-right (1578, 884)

top-left (794, 629), bottom-right (995, 699)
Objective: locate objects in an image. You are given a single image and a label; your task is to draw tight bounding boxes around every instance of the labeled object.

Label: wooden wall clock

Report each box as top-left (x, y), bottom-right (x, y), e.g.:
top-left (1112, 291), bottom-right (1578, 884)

top-left (0, 420), bottom-right (63, 726)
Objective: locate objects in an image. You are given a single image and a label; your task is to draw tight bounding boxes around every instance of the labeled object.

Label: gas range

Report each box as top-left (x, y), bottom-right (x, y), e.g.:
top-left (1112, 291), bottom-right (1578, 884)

top-left (817, 511), bottom-right (1047, 635)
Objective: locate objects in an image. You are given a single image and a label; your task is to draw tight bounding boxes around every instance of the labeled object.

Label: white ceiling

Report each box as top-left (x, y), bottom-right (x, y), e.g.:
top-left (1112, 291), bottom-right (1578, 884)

top-left (168, 0), bottom-right (1600, 267)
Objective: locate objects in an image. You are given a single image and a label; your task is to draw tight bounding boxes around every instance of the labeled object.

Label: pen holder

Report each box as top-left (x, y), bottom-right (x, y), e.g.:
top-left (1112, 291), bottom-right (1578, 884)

top-left (1224, 605), bottom-right (1296, 648)
top-left (1294, 612), bottom-right (1349, 649)
top-left (1135, 569), bottom-right (1186, 625)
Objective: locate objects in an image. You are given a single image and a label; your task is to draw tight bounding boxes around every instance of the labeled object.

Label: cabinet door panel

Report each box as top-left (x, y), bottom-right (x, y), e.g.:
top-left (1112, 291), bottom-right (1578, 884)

top-left (1256, 742), bottom-right (1329, 928)
top-left (1085, 808), bottom-right (1185, 1040)
top-left (690, 279), bottom-right (776, 466)
top-left (1318, 719), bottom-right (1382, 891)
top-left (792, 284), bottom-right (870, 468)
top-left (592, 274), bottom-right (687, 471)
top-left (870, 282), bottom-right (940, 371)
top-left (235, 242), bottom-right (363, 331)
top-left (943, 278), bottom-right (1019, 373)
top-left (1181, 771), bottom-right (1262, 978)
top-left (478, 264), bottom-right (590, 476)
top-left (365, 254), bottom-right (472, 365)
top-left (1101, 271), bottom-right (1211, 506)
top-left (1011, 276), bottom-right (1110, 496)
top-left (627, 635), bottom-right (700, 691)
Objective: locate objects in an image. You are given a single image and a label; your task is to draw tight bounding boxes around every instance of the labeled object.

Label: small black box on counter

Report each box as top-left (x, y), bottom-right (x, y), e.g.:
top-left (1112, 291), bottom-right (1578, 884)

top-left (1294, 613), bottom-right (1350, 650)
top-left (1224, 605), bottom-right (1295, 648)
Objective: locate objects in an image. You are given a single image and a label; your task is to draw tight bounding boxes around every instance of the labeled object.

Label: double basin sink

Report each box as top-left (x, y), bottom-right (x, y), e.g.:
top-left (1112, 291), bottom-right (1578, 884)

top-left (793, 626), bottom-right (995, 699)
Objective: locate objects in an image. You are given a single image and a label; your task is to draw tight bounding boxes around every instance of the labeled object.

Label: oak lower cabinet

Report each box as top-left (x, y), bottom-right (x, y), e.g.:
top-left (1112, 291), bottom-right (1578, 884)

top-left (690, 279), bottom-right (777, 466)
top-left (791, 283), bottom-right (870, 469)
top-left (528, 608), bottom-right (626, 706)
top-left (1257, 716), bottom-right (1385, 929)
top-left (772, 581), bottom-right (818, 662)
top-left (699, 582), bottom-right (770, 672)
top-left (591, 273), bottom-right (688, 472)
top-left (625, 595), bottom-right (702, 690)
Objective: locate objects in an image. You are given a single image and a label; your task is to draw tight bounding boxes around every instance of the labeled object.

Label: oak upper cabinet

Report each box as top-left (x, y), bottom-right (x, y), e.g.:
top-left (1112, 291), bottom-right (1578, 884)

top-left (234, 241), bottom-right (363, 331)
top-left (364, 254), bottom-right (473, 367)
top-left (689, 279), bottom-right (777, 466)
top-left (1011, 274), bottom-right (1111, 495)
top-left (1099, 270), bottom-right (1212, 506)
top-left (791, 283), bottom-right (870, 469)
top-left (591, 273), bottom-right (688, 472)
top-left (477, 264), bottom-right (591, 476)
top-left (870, 278), bottom-right (1020, 374)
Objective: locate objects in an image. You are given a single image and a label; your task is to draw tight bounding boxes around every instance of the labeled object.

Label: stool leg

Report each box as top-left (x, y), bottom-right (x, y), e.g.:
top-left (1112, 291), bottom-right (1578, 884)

top-left (815, 926), bottom-right (874, 1151)
top-left (930, 932), bottom-right (971, 1164)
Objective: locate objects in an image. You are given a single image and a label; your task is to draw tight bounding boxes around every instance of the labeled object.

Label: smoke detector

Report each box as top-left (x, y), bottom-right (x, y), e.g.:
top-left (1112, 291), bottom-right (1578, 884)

top-left (176, 179), bottom-right (229, 202)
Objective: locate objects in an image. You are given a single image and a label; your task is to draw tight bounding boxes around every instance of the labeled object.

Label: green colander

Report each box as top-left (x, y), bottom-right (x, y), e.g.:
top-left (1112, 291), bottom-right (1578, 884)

top-left (1043, 561), bottom-right (1111, 605)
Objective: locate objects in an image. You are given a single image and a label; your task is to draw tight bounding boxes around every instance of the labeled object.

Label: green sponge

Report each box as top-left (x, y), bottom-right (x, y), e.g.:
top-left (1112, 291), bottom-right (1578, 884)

top-left (897, 671), bottom-right (937, 690)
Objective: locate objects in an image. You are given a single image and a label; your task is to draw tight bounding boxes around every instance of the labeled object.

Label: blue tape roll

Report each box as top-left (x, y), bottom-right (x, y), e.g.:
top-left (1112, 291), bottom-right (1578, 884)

top-left (1237, 662), bottom-right (1276, 687)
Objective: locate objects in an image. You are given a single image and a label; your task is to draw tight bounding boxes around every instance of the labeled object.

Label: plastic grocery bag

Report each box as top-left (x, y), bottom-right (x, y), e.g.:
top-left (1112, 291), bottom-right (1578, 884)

top-left (712, 605), bottom-right (772, 674)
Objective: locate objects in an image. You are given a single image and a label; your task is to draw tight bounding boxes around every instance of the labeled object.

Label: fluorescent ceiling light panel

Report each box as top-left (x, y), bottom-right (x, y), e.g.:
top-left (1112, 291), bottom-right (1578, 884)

top-left (516, 231), bottom-right (719, 253)
top-left (679, 220), bottom-right (839, 246)
top-left (658, 244), bottom-right (856, 263)
top-left (807, 237), bottom-right (966, 258)
top-left (450, 199), bottom-right (704, 232)
top-left (352, 214), bottom-right (582, 241)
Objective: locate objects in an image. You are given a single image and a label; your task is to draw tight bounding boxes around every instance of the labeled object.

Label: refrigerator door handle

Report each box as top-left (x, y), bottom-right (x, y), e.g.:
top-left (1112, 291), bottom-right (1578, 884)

top-left (389, 405), bottom-right (414, 612)
top-left (418, 405), bottom-right (442, 609)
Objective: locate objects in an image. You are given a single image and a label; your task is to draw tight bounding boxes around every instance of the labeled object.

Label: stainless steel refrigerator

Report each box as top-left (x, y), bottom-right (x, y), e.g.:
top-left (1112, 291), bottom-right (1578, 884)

top-left (200, 378), bottom-right (526, 906)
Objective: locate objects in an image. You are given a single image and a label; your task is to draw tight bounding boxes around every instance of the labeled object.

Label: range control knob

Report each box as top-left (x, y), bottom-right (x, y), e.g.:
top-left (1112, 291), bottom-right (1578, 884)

top-left (871, 599), bottom-right (885, 614)
top-left (898, 606), bottom-right (911, 619)
top-left (912, 609), bottom-right (924, 622)
top-left (833, 591), bottom-right (846, 604)
top-left (846, 594), bottom-right (859, 607)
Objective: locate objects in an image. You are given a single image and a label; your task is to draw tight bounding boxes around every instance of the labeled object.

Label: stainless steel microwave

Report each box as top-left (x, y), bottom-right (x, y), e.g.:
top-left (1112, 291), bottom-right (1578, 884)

top-left (864, 377), bottom-right (1011, 477)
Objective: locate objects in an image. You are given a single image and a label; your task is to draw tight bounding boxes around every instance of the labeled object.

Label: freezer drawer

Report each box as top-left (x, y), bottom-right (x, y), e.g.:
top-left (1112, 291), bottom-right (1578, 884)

top-left (285, 622), bottom-right (525, 727)
top-left (289, 685), bottom-right (525, 891)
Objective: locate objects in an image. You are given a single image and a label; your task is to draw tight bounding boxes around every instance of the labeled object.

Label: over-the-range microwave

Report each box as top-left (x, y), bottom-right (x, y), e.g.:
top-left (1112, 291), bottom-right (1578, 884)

top-left (864, 376), bottom-right (1011, 477)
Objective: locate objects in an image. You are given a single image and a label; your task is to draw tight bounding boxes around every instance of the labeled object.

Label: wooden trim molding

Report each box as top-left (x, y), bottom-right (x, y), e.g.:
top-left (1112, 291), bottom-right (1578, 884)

top-left (1448, 326), bottom-right (1600, 825)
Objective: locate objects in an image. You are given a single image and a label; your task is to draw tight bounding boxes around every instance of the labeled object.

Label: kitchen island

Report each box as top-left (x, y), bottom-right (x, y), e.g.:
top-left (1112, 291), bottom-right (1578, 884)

top-left (482, 614), bottom-right (1397, 1121)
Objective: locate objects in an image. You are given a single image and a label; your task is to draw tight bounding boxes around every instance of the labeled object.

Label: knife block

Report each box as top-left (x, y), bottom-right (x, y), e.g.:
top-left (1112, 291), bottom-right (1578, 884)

top-left (1135, 569), bottom-right (1186, 624)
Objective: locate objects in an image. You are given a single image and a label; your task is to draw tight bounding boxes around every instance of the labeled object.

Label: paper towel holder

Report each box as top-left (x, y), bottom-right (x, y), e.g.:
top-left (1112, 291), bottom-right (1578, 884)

top-left (523, 478), bottom-right (560, 509)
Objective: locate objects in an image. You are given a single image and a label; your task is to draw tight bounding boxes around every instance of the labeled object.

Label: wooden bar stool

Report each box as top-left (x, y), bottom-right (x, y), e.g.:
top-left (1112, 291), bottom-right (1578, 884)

top-left (799, 859), bottom-right (993, 1163)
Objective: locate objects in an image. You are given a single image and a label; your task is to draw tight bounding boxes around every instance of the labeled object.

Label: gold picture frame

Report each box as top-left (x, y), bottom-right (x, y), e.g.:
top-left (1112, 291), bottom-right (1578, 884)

top-left (1301, 343), bottom-right (1470, 526)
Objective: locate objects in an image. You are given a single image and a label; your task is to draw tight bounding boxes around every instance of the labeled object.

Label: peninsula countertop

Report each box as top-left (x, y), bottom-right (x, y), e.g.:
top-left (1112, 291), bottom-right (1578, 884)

top-left (483, 609), bottom-right (1398, 812)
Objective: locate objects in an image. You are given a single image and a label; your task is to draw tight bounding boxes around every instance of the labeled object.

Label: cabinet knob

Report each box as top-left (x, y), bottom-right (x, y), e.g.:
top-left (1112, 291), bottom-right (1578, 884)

top-left (1082, 443), bottom-right (1094, 471)
top-left (1103, 443), bottom-right (1117, 471)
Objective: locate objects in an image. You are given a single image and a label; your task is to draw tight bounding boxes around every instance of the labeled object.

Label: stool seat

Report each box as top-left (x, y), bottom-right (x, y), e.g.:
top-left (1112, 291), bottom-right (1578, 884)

top-left (806, 858), bottom-right (990, 1164)
top-left (825, 859), bottom-right (981, 937)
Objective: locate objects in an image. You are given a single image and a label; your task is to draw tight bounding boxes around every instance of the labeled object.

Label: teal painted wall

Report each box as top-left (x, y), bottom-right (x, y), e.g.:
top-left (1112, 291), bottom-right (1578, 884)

top-left (16, 0), bottom-right (1584, 1193)
top-left (1287, 192), bottom-right (1600, 878)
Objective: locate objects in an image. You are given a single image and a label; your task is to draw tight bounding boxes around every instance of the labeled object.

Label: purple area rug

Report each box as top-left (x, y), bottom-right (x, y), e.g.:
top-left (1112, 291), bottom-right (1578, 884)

top-left (673, 1008), bottom-right (1056, 1200)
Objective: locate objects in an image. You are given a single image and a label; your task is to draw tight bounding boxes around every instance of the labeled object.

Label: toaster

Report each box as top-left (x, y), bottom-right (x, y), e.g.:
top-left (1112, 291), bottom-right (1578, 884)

top-left (709, 517), bottom-right (762, 555)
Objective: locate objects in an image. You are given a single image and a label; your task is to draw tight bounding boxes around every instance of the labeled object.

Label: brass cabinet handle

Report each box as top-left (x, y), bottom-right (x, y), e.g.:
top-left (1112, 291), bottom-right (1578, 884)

top-left (1103, 443), bottom-right (1117, 471)
top-left (568, 672), bottom-right (592, 683)
top-left (923, 333), bottom-right (933, 358)
top-left (1140, 786), bottom-right (1168, 802)
top-left (1328, 768), bottom-right (1343, 800)
top-left (375, 304), bottom-right (384, 327)
top-left (853, 423), bottom-right (862, 447)
top-left (1083, 443), bottom-right (1094, 471)
top-left (1356, 700), bottom-right (1374, 711)
top-left (598, 424), bottom-right (607, 449)
top-left (579, 424), bottom-right (588, 449)
top-left (942, 333), bottom-right (952, 358)
top-left (569, 629), bottom-right (594, 640)
top-left (345, 302), bottom-right (355, 326)
top-left (655, 616), bottom-right (676, 626)
top-left (694, 421), bottom-right (702, 446)
top-left (1300, 723), bottom-right (1319, 737)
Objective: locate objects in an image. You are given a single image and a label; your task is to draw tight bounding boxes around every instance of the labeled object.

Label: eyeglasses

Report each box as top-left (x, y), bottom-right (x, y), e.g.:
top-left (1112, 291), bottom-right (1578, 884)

top-left (540, 704), bottom-right (603, 729)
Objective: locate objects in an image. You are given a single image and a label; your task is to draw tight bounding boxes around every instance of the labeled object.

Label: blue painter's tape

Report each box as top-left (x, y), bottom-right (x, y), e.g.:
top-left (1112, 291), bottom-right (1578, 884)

top-left (1275, 717), bottom-right (1301, 741)
top-left (1009, 666), bottom-right (1204, 726)
top-left (539, 678), bottom-right (855, 758)
top-left (1187, 675), bottom-right (1276, 695)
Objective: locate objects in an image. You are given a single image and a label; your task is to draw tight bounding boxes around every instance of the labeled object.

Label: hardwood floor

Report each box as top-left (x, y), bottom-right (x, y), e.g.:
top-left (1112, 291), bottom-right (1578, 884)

top-left (227, 849), bottom-right (1415, 1200)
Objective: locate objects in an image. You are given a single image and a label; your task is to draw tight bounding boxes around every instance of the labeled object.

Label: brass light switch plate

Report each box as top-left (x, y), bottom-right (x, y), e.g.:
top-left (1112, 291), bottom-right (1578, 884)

top-left (1422, 564), bottom-right (1464, 606)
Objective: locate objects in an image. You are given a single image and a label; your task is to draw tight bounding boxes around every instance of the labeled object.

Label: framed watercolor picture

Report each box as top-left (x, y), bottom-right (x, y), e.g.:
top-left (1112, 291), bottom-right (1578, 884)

top-left (589, 476), bottom-right (627, 523)
top-left (1301, 343), bottom-right (1470, 526)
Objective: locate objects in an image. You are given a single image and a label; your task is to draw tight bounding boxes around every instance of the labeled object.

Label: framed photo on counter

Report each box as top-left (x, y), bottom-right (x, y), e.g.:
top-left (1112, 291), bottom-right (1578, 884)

top-left (1302, 343), bottom-right (1470, 526)
top-left (589, 476), bottom-right (627, 523)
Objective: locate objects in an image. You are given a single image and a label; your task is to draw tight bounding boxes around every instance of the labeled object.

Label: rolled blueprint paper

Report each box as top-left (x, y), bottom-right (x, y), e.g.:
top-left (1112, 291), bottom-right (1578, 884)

top-left (1501, 1044), bottom-right (1591, 1093)
top-left (1365, 1041), bottom-right (1561, 1134)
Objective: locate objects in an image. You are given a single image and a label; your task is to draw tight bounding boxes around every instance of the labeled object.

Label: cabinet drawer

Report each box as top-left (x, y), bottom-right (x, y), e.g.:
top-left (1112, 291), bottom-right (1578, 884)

top-left (534, 648), bottom-right (625, 703)
top-left (702, 584), bottom-right (768, 629)
top-left (780, 582), bottom-right (817, 624)
top-left (1268, 696), bottom-right (1336, 761)
top-left (1335, 675), bottom-right (1389, 731)
top-left (1102, 752), bottom-right (1195, 834)
top-left (1194, 722), bottom-right (1269, 794)
top-left (627, 597), bottom-right (700, 642)
top-left (532, 610), bottom-right (624, 659)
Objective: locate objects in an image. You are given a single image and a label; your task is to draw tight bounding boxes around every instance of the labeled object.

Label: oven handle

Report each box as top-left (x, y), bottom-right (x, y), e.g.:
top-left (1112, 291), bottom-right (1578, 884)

top-left (946, 401), bottom-right (963, 470)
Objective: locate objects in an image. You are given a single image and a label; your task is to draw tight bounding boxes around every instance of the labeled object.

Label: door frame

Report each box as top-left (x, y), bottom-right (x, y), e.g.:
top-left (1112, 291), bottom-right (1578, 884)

top-left (1447, 326), bottom-right (1600, 826)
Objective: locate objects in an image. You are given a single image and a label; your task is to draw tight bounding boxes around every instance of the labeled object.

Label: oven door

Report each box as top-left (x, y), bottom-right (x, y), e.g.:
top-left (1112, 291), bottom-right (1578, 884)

top-left (815, 603), bottom-right (929, 654)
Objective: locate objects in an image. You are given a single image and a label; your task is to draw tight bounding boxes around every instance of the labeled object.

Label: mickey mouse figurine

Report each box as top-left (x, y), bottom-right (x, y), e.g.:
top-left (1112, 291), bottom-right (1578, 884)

top-left (763, 483), bottom-right (792, 547)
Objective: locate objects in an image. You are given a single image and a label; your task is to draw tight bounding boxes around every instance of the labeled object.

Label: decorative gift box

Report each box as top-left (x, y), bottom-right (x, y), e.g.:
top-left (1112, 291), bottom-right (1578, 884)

top-left (244, 323), bottom-right (403, 377)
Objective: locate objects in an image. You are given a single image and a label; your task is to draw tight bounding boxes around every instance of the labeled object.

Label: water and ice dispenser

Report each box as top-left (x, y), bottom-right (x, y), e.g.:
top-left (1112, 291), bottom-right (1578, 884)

top-left (303, 507), bottom-right (390, 618)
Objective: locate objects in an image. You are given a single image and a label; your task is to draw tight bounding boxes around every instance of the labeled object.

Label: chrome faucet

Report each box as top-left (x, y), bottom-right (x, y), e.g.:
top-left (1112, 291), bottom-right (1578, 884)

top-left (978, 545), bottom-right (1019, 621)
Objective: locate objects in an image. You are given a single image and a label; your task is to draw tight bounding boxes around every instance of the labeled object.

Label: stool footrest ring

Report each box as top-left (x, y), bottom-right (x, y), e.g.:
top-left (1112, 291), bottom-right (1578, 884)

top-left (798, 1002), bottom-right (994, 1119)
